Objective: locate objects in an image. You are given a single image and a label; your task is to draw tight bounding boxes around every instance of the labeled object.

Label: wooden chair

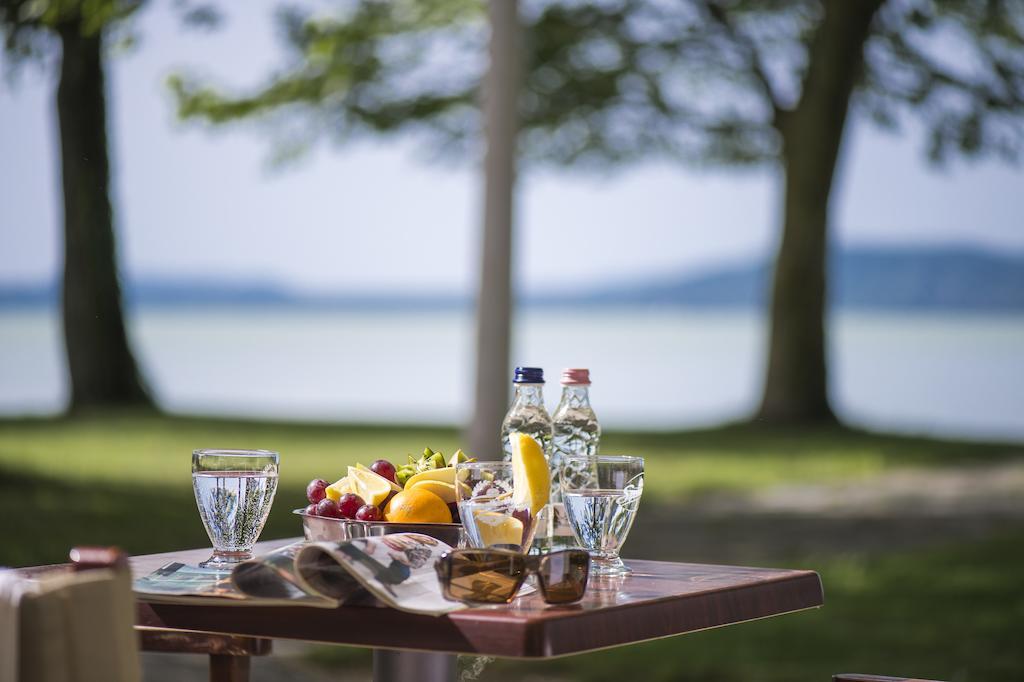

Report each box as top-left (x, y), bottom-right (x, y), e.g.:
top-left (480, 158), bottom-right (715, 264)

top-left (6, 546), bottom-right (141, 682)
top-left (71, 548), bottom-right (272, 682)
top-left (9, 547), bottom-right (271, 682)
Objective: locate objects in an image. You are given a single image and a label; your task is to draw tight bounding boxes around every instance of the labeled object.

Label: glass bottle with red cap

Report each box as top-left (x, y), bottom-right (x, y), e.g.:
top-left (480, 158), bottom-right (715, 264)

top-left (548, 368), bottom-right (601, 550)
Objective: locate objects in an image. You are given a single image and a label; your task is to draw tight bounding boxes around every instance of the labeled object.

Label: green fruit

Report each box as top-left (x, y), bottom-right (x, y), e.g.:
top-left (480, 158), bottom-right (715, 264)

top-left (423, 447), bottom-right (434, 458)
top-left (448, 449), bottom-right (472, 466)
top-left (396, 469), bottom-right (414, 487)
top-left (430, 453), bottom-right (446, 469)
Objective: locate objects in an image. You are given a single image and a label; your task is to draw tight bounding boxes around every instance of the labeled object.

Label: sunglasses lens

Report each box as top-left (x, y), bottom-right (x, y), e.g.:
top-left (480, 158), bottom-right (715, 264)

top-left (445, 551), bottom-right (527, 603)
top-left (538, 551), bottom-right (590, 603)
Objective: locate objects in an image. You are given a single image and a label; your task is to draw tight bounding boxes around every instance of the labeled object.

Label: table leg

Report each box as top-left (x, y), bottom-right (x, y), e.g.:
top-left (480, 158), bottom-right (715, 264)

top-left (209, 653), bottom-right (250, 682)
top-left (372, 649), bottom-right (457, 682)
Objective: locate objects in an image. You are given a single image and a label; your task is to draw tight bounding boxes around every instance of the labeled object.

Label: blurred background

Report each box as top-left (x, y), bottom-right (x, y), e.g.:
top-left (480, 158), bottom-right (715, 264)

top-left (1, 1), bottom-right (1022, 680)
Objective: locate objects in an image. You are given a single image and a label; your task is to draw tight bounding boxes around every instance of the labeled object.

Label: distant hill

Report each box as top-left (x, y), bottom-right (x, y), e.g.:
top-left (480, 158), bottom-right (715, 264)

top-left (2, 246), bottom-right (1022, 312)
top-left (544, 246), bottom-right (1024, 311)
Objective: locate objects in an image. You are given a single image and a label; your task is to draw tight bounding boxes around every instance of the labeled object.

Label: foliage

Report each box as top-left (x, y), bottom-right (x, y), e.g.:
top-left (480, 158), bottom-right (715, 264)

top-left (0, 0), bottom-right (140, 63)
top-left (169, 0), bottom-right (1024, 168)
top-left (0, 0), bottom-right (218, 68)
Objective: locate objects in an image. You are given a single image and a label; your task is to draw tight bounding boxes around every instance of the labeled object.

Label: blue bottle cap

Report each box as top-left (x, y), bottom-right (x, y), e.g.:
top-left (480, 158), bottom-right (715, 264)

top-left (513, 367), bottom-right (545, 384)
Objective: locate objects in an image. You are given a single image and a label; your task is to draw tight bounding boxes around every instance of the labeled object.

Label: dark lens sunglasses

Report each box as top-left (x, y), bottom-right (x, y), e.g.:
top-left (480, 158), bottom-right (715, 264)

top-left (435, 548), bottom-right (590, 605)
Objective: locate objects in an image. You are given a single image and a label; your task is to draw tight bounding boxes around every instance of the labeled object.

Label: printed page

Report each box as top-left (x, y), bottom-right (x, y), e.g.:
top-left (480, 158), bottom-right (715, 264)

top-left (133, 542), bottom-right (337, 607)
top-left (296, 533), bottom-right (465, 616)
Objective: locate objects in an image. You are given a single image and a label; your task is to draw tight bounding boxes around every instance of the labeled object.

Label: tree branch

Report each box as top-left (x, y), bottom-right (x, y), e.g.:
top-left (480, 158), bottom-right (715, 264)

top-left (699, 0), bottom-right (783, 127)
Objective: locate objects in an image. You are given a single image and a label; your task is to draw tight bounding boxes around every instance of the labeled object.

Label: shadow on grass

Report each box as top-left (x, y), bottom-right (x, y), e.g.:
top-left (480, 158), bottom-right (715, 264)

top-left (303, 530), bottom-right (1024, 682)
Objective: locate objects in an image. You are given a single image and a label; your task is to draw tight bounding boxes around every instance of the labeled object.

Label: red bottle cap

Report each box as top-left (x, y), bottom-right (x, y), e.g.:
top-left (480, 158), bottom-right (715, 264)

top-left (561, 368), bottom-right (591, 385)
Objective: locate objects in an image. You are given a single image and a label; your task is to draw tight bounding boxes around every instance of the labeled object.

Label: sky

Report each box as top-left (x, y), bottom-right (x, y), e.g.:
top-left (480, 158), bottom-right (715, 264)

top-left (1, 2), bottom-right (1023, 297)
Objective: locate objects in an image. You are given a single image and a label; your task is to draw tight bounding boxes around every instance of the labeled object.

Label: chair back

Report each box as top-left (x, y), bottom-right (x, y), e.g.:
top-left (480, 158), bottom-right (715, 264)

top-left (2, 547), bottom-right (141, 682)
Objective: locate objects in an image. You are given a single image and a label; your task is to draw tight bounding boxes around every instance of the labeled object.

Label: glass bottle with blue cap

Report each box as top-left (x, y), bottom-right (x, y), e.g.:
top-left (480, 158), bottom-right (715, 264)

top-left (499, 367), bottom-right (554, 463)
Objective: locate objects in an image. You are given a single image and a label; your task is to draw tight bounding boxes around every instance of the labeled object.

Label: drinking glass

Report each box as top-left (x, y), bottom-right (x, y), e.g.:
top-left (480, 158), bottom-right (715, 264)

top-left (561, 455), bottom-right (644, 576)
top-left (455, 461), bottom-right (538, 552)
top-left (192, 449), bottom-right (279, 569)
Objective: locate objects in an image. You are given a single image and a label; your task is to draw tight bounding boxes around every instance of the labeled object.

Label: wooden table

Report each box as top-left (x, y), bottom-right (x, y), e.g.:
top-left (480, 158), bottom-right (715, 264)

top-left (129, 538), bottom-right (824, 681)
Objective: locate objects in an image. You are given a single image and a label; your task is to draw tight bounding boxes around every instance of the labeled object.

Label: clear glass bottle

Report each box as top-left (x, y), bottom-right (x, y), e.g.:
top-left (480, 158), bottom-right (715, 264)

top-left (549, 368), bottom-right (600, 550)
top-left (500, 366), bottom-right (553, 462)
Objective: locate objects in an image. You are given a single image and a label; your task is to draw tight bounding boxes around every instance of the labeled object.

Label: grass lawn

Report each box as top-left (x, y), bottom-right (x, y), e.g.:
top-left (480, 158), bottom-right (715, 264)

top-left (1, 413), bottom-right (1021, 680)
top-left (1, 412), bottom-right (1018, 565)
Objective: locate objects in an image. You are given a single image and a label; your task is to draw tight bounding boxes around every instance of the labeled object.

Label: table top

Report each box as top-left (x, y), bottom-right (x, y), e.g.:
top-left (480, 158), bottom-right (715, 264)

top-left (131, 537), bottom-right (824, 659)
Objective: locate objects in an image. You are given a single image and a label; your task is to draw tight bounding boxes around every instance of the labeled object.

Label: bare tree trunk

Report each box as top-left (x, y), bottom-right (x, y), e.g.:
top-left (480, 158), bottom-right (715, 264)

top-left (57, 20), bottom-right (153, 411)
top-left (757, 0), bottom-right (882, 424)
top-left (467, 0), bottom-right (520, 457)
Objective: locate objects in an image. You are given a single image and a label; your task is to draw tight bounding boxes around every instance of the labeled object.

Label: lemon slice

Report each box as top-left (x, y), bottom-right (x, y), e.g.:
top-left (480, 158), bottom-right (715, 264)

top-left (510, 432), bottom-right (550, 517)
top-left (409, 479), bottom-right (457, 504)
top-left (355, 462), bottom-right (402, 492)
top-left (325, 476), bottom-right (353, 502)
top-left (473, 511), bottom-right (524, 547)
top-left (404, 467), bottom-right (456, 489)
top-left (347, 466), bottom-right (392, 506)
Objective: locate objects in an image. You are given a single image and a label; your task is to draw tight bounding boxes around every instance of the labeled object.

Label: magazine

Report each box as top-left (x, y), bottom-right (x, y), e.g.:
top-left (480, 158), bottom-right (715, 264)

top-left (133, 533), bottom-right (465, 616)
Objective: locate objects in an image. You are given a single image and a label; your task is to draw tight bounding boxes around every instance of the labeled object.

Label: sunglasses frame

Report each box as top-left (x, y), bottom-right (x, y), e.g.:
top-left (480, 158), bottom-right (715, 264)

top-left (434, 547), bottom-right (591, 605)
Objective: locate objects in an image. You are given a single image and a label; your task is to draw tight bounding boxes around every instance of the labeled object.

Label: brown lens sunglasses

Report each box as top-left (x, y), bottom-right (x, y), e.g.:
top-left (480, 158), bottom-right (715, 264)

top-left (434, 548), bottom-right (590, 605)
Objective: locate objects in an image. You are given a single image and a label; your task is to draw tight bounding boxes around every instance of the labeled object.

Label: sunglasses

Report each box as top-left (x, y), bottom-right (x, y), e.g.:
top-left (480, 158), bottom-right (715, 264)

top-left (434, 548), bottom-right (590, 605)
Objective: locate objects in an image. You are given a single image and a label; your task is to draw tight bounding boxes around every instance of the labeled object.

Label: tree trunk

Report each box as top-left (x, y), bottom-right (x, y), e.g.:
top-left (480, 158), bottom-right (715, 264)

top-left (756, 0), bottom-right (882, 425)
top-left (57, 20), bottom-right (153, 411)
top-left (467, 0), bottom-right (520, 457)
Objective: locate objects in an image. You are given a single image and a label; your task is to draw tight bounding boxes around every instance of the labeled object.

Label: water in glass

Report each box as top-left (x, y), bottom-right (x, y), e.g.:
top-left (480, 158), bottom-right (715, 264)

top-left (192, 449), bottom-right (279, 569)
top-left (193, 471), bottom-right (277, 552)
top-left (561, 455), bottom-right (643, 576)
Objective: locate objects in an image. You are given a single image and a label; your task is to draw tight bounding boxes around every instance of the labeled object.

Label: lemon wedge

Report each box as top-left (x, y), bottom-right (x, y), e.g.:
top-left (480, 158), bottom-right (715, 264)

top-left (347, 466), bottom-right (393, 506)
top-left (409, 479), bottom-right (457, 504)
top-left (510, 432), bottom-right (550, 517)
top-left (473, 511), bottom-right (525, 547)
top-left (404, 466), bottom-right (456, 489)
top-left (325, 476), bottom-right (353, 502)
top-left (355, 462), bottom-right (402, 492)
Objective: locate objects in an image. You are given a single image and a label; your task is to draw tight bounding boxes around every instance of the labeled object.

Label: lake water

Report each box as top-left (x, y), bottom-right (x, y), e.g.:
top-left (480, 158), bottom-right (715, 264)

top-left (1, 308), bottom-right (1022, 441)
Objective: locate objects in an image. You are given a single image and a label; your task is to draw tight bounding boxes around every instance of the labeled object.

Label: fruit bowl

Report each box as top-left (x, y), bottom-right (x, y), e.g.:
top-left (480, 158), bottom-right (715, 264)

top-left (294, 509), bottom-right (464, 547)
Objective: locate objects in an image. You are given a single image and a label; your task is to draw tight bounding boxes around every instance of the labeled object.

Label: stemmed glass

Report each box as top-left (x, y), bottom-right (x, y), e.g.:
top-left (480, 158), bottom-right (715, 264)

top-left (455, 461), bottom-right (538, 552)
top-left (192, 449), bottom-right (279, 569)
top-left (561, 455), bottom-right (644, 577)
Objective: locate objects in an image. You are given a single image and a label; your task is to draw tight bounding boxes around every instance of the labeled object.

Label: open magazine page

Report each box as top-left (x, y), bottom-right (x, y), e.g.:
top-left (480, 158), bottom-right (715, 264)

top-left (133, 534), bottom-right (465, 614)
top-left (230, 541), bottom-right (361, 606)
top-left (133, 563), bottom-right (252, 605)
top-left (296, 533), bottom-right (465, 616)
top-left (134, 542), bottom-right (338, 608)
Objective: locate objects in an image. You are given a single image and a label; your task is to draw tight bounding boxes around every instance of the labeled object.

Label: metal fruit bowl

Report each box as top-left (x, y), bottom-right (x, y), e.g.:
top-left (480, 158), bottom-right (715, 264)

top-left (294, 509), bottom-right (464, 547)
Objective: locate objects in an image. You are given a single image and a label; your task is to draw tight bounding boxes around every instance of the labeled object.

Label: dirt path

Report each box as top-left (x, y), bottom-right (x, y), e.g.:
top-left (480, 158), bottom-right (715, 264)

top-left (631, 459), bottom-right (1024, 564)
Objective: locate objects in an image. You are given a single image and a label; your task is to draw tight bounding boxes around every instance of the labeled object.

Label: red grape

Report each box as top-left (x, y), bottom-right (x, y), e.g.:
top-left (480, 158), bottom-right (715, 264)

top-left (369, 459), bottom-right (397, 483)
top-left (316, 498), bottom-right (341, 518)
top-left (306, 479), bottom-right (329, 504)
top-left (337, 492), bottom-right (366, 519)
top-left (511, 507), bottom-right (531, 529)
top-left (304, 503), bottom-right (318, 516)
top-left (354, 504), bottom-right (382, 522)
